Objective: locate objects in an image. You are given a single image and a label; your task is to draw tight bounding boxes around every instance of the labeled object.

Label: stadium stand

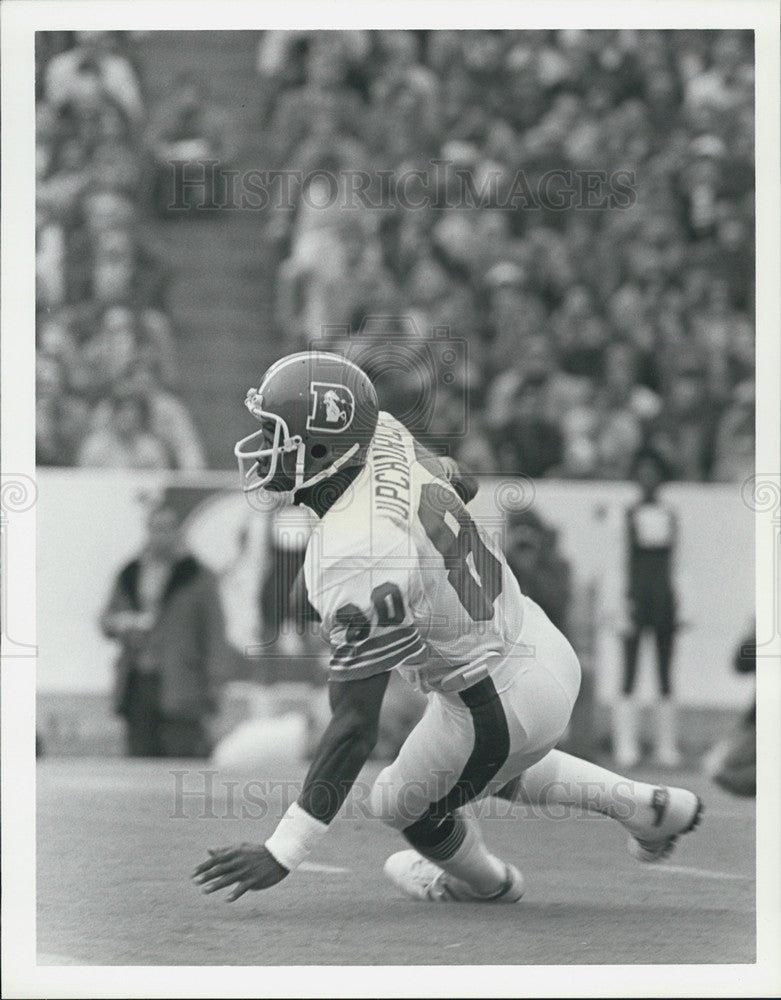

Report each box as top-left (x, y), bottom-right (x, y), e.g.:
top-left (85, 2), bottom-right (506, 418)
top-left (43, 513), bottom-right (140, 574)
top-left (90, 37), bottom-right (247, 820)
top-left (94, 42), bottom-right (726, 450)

top-left (36, 29), bottom-right (755, 480)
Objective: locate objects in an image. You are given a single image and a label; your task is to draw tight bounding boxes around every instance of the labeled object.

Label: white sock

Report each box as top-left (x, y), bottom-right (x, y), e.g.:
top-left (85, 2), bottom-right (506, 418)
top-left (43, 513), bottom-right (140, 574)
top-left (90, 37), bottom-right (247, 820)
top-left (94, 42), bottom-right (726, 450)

top-left (518, 749), bottom-right (661, 832)
top-left (434, 812), bottom-right (507, 895)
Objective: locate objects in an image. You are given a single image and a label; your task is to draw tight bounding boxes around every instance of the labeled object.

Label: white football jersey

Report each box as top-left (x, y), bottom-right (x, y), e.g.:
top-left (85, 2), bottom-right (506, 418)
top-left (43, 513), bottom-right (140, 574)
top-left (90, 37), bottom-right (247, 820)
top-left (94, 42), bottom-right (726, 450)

top-left (303, 412), bottom-right (526, 693)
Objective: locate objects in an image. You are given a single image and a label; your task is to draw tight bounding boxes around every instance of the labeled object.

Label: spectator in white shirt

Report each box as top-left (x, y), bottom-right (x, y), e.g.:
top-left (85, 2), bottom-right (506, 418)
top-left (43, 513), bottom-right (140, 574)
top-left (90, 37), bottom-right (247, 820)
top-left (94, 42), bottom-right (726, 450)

top-left (45, 31), bottom-right (144, 126)
top-left (78, 388), bottom-right (170, 469)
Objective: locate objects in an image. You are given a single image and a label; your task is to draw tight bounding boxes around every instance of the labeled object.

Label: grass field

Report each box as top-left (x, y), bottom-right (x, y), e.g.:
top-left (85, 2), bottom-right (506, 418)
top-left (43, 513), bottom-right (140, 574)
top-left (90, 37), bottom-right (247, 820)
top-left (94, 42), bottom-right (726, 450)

top-left (36, 756), bottom-right (754, 968)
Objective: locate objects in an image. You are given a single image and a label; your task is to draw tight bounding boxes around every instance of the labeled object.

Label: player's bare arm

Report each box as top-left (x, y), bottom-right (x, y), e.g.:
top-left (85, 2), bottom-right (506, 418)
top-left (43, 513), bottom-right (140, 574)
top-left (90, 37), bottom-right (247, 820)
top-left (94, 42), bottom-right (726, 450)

top-left (192, 670), bottom-right (390, 901)
top-left (298, 670), bottom-right (390, 822)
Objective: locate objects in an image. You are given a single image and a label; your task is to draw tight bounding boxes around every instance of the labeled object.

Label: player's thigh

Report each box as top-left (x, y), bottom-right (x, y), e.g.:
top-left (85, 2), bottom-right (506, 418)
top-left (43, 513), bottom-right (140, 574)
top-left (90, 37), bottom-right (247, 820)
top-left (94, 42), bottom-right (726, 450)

top-left (369, 694), bottom-right (475, 829)
top-left (489, 602), bottom-right (582, 790)
top-left (522, 597), bottom-right (581, 709)
top-left (489, 671), bottom-right (577, 790)
top-left (370, 604), bottom-right (582, 824)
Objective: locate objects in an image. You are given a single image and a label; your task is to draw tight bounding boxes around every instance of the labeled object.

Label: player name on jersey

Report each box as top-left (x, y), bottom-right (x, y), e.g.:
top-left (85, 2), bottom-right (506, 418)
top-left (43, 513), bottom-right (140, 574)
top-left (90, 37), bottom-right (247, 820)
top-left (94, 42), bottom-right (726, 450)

top-left (372, 421), bottom-right (412, 522)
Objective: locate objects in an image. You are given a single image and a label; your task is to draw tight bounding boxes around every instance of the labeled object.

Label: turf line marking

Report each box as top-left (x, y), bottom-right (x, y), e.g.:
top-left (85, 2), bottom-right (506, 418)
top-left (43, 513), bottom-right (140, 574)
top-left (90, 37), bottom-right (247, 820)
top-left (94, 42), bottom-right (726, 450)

top-left (299, 862), bottom-right (350, 874)
top-left (648, 864), bottom-right (751, 881)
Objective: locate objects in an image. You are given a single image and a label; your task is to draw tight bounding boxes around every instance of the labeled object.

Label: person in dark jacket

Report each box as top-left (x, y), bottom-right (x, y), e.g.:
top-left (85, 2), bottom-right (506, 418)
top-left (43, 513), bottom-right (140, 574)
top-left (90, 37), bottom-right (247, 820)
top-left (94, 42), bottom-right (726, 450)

top-left (503, 508), bottom-right (572, 637)
top-left (101, 502), bottom-right (227, 757)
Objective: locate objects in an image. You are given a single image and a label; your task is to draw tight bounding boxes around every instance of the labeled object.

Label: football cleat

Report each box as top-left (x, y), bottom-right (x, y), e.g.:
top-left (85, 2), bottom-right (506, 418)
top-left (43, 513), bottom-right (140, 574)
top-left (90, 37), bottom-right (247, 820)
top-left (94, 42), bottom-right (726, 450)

top-left (384, 850), bottom-right (525, 903)
top-left (625, 786), bottom-right (704, 862)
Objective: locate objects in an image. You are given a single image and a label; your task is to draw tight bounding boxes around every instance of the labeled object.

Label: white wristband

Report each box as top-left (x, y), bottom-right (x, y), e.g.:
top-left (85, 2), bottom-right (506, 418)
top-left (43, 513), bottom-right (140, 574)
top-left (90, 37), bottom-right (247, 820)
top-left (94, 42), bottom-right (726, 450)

top-left (265, 801), bottom-right (329, 872)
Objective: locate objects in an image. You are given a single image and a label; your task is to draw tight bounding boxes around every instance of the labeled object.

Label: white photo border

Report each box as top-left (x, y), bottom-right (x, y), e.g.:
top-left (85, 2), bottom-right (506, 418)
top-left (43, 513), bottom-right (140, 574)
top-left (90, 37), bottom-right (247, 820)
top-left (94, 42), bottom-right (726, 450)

top-left (2, 2), bottom-right (779, 997)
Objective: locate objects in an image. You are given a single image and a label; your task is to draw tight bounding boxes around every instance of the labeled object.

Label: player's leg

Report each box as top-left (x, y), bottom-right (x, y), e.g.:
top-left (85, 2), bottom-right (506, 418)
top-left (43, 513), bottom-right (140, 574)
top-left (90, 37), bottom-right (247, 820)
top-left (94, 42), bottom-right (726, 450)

top-left (495, 601), bottom-right (700, 859)
top-left (510, 748), bottom-right (701, 860)
top-left (371, 687), bottom-right (523, 901)
top-left (378, 600), bottom-right (582, 900)
top-left (389, 806), bottom-right (521, 901)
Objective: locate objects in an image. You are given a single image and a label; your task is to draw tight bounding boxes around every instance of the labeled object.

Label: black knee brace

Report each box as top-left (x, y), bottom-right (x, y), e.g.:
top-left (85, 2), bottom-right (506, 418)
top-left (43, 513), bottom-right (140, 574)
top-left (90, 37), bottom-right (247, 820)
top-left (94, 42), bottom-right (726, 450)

top-left (403, 810), bottom-right (467, 862)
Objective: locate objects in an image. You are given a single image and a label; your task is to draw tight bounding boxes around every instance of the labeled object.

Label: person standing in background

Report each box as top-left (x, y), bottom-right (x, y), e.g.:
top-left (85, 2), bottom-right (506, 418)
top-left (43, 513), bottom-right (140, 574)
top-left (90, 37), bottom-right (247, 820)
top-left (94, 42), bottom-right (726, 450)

top-left (613, 448), bottom-right (682, 768)
top-left (709, 624), bottom-right (756, 797)
top-left (100, 502), bottom-right (227, 757)
top-left (503, 509), bottom-right (572, 638)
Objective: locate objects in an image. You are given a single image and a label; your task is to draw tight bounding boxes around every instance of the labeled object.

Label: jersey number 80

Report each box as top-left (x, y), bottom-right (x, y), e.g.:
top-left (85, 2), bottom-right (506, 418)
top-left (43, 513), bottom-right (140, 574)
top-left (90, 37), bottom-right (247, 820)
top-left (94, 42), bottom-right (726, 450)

top-left (334, 482), bottom-right (503, 641)
top-left (418, 482), bottom-right (502, 622)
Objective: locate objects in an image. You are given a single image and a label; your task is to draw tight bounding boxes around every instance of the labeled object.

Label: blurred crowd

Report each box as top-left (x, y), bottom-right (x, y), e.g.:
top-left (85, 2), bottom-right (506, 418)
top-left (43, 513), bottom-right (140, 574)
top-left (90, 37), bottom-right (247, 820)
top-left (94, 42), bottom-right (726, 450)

top-left (261, 28), bottom-right (755, 482)
top-left (36, 29), bottom-right (755, 483)
top-left (35, 31), bottom-right (206, 469)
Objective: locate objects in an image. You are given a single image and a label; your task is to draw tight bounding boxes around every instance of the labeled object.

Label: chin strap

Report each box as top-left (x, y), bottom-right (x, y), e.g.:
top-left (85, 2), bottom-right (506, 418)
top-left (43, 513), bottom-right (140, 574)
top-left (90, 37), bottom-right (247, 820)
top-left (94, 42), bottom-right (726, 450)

top-left (295, 443), bottom-right (361, 493)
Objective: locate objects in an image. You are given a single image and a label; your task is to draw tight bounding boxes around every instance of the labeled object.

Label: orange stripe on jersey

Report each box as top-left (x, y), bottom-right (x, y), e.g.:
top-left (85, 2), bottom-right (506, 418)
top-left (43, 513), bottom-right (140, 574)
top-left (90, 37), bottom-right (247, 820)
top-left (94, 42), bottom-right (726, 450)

top-left (329, 631), bottom-right (426, 680)
top-left (331, 625), bottom-right (419, 664)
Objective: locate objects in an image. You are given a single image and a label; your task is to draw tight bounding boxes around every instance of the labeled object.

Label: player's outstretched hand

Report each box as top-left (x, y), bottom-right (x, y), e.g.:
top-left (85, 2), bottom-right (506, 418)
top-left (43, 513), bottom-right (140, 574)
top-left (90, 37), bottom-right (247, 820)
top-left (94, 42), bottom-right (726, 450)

top-left (192, 843), bottom-right (289, 901)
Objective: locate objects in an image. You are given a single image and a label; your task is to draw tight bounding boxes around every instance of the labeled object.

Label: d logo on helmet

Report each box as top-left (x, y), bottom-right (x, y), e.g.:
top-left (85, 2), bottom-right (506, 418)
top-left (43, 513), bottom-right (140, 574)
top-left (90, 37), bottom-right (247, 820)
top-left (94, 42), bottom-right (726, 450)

top-left (307, 382), bottom-right (355, 433)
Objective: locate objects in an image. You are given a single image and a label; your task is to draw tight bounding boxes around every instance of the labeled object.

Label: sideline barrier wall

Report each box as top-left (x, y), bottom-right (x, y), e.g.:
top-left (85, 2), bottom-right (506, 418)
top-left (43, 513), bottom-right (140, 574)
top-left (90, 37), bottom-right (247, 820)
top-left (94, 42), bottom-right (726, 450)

top-left (36, 471), bottom-right (754, 709)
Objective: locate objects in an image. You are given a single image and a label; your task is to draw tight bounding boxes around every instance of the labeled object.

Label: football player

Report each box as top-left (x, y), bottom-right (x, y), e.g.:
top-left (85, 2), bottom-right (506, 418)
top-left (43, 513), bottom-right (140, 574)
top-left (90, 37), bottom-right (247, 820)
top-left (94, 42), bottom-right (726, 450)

top-left (193, 352), bottom-right (702, 903)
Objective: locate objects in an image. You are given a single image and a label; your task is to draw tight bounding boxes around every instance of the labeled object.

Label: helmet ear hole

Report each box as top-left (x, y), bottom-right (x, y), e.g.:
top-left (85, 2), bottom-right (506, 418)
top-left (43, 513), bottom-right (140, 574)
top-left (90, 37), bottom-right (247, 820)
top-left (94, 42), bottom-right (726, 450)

top-left (310, 443), bottom-right (327, 460)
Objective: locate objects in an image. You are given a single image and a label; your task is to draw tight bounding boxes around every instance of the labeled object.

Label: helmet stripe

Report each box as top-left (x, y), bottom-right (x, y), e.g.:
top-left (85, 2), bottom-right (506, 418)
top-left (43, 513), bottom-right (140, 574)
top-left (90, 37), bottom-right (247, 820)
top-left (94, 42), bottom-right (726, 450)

top-left (259, 351), bottom-right (370, 395)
